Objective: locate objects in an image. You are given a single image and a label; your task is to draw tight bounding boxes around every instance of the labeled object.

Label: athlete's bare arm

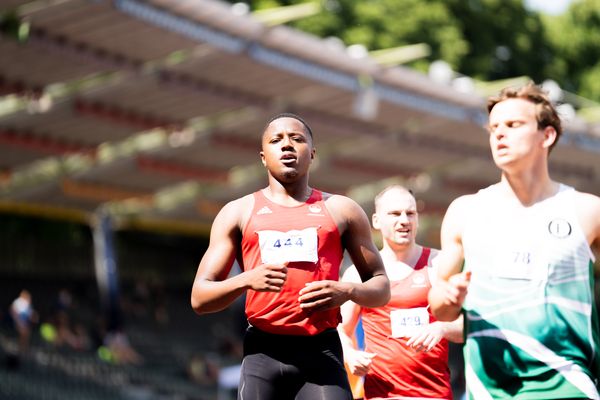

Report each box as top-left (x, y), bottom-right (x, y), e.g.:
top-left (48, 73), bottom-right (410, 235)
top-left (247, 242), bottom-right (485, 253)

top-left (337, 267), bottom-right (362, 339)
top-left (191, 196), bottom-right (288, 314)
top-left (428, 196), bottom-right (472, 322)
top-left (298, 195), bottom-right (390, 311)
top-left (337, 266), bottom-right (377, 376)
top-left (419, 252), bottom-right (465, 345)
top-left (574, 191), bottom-right (600, 273)
top-left (339, 196), bottom-right (390, 306)
top-left (439, 315), bottom-right (464, 344)
top-left (401, 256), bottom-right (465, 351)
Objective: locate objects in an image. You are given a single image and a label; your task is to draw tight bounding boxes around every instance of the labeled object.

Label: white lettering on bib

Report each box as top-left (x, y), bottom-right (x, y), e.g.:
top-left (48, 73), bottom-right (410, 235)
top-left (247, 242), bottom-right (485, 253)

top-left (257, 227), bottom-right (318, 264)
top-left (390, 307), bottom-right (429, 338)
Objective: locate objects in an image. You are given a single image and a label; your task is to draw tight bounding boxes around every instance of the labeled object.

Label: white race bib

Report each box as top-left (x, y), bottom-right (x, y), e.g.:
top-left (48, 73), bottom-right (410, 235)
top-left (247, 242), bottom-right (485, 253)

top-left (494, 249), bottom-right (546, 280)
top-left (257, 227), bottom-right (318, 264)
top-left (390, 307), bottom-right (429, 338)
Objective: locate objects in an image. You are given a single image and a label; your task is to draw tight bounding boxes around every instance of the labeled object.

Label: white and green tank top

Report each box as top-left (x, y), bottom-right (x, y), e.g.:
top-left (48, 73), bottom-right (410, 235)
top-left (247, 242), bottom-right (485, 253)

top-left (462, 183), bottom-right (599, 399)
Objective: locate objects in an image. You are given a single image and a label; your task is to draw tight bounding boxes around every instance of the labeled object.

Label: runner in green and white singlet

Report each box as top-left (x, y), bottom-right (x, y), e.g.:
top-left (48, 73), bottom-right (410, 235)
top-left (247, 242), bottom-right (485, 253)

top-left (461, 183), bottom-right (599, 399)
top-left (428, 83), bottom-right (600, 400)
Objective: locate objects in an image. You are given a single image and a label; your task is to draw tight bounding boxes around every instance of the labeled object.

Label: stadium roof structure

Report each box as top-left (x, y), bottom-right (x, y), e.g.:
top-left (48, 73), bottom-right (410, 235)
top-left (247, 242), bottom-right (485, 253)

top-left (1, 0), bottom-right (599, 236)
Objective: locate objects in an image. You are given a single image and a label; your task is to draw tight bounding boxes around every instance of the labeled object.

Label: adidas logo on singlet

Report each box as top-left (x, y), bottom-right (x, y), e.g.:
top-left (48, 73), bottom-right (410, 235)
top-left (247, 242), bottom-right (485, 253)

top-left (256, 206), bottom-right (273, 215)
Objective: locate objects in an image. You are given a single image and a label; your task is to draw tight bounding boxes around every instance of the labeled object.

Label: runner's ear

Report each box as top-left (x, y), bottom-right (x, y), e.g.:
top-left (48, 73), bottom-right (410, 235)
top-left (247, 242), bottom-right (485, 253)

top-left (372, 213), bottom-right (380, 230)
top-left (260, 151), bottom-right (266, 167)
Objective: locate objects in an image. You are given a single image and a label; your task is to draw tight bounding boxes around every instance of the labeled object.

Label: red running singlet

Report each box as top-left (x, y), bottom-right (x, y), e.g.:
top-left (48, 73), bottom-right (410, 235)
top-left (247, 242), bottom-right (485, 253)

top-left (241, 189), bottom-right (344, 336)
top-left (361, 248), bottom-right (453, 400)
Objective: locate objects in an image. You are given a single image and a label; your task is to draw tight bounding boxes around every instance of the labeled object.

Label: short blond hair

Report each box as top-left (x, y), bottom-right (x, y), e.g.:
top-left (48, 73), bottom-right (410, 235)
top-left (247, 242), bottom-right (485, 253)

top-left (374, 185), bottom-right (415, 212)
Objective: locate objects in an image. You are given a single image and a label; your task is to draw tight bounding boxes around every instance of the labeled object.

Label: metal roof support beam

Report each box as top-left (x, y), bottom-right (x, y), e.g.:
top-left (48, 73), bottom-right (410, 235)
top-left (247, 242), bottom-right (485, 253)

top-left (114, 0), bottom-right (246, 54)
top-left (248, 44), bottom-right (360, 92)
top-left (114, 0), bottom-right (485, 125)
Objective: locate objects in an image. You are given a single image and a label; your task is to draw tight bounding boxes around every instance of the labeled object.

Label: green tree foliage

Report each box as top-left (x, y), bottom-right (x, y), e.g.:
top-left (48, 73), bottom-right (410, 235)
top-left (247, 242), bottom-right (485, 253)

top-left (297, 0), bottom-right (468, 71)
top-left (444, 0), bottom-right (550, 82)
top-left (231, 0), bottom-right (600, 102)
top-left (544, 0), bottom-right (600, 101)
top-left (247, 0), bottom-right (469, 72)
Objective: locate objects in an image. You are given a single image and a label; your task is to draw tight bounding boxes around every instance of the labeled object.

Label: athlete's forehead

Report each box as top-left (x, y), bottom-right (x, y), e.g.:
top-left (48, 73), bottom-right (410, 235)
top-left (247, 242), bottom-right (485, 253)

top-left (264, 117), bottom-right (310, 137)
top-left (489, 98), bottom-right (536, 124)
top-left (376, 188), bottom-right (416, 212)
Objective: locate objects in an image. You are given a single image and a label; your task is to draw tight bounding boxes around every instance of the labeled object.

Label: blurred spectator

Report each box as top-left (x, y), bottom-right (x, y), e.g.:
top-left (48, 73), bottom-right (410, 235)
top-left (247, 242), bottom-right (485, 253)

top-left (9, 289), bottom-right (38, 357)
top-left (121, 280), bottom-right (170, 325)
top-left (187, 353), bottom-right (219, 385)
top-left (72, 322), bottom-right (92, 351)
top-left (52, 311), bottom-right (91, 351)
top-left (103, 328), bottom-right (143, 365)
top-left (217, 363), bottom-right (241, 400)
top-left (55, 288), bottom-right (73, 313)
top-left (38, 288), bottom-right (93, 352)
top-left (212, 325), bottom-right (243, 399)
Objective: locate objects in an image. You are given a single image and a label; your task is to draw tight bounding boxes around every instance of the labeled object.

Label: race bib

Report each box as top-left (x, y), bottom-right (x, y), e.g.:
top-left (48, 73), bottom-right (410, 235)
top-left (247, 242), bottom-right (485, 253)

top-left (390, 307), bottom-right (429, 338)
top-left (493, 249), bottom-right (546, 280)
top-left (257, 227), bottom-right (318, 264)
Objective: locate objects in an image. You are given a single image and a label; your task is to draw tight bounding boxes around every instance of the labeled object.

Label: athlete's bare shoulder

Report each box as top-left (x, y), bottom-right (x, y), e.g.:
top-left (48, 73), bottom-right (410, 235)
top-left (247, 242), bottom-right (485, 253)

top-left (321, 191), bottom-right (368, 234)
top-left (322, 192), bottom-right (364, 217)
top-left (322, 191), bottom-right (357, 206)
top-left (572, 190), bottom-right (600, 252)
top-left (221, 193), bottom-right (254, 214)
top-left (215, 193), bottom-right (255, 233)
top-left (572, 189), bottom-right (600, 206)
top-left (571, 190), bottom-right (600, 221)
top-left (445, 193), bottom-right (479, 220)
top-left (426, 247), bottom-right (441, 283)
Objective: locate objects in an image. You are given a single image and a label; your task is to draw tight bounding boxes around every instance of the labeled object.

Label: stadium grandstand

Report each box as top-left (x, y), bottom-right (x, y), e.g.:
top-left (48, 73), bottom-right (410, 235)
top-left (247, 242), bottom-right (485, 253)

top-left (0, 0), bottom-right (599, 399)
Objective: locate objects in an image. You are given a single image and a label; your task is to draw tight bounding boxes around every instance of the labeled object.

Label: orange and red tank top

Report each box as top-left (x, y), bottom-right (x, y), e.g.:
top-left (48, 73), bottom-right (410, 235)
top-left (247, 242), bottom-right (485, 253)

top-left (240, 189), bottom-right (343, 336)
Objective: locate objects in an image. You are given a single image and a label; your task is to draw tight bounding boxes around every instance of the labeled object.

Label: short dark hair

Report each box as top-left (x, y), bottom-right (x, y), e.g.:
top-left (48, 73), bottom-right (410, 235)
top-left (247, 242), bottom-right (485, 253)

top-left (265, 113), bottom-right (313, 138)
top-left (487, 82), bottom-right (562, 152)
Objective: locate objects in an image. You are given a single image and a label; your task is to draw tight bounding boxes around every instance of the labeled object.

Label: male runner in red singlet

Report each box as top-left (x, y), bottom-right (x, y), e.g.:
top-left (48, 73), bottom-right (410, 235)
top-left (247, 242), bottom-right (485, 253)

top-left (191, 113), bottom-right (390, 400)
top-left (339, 185), bottom-right (463, 400)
